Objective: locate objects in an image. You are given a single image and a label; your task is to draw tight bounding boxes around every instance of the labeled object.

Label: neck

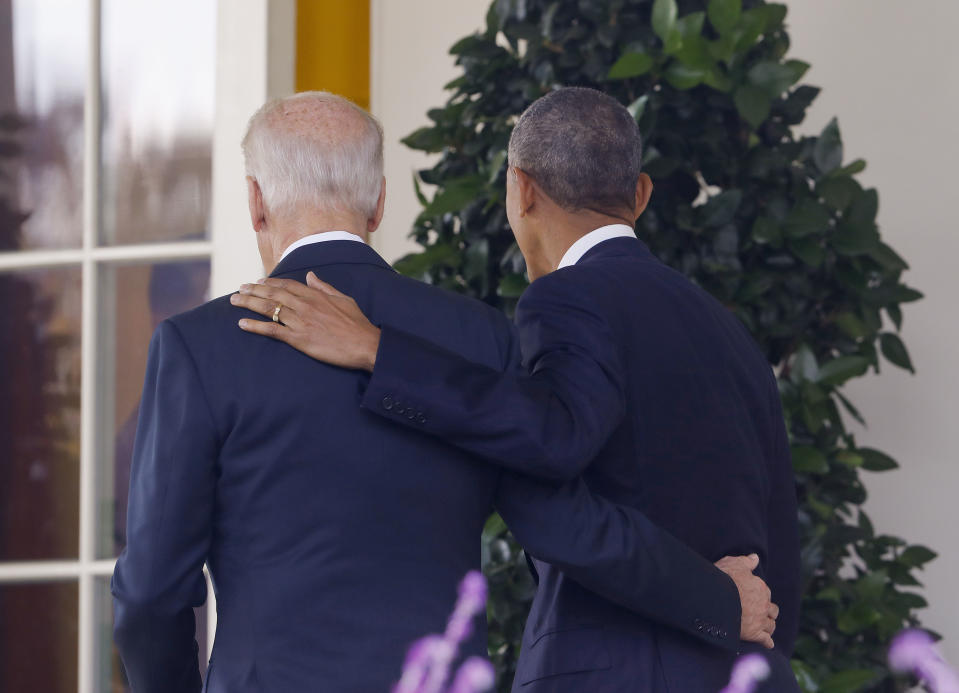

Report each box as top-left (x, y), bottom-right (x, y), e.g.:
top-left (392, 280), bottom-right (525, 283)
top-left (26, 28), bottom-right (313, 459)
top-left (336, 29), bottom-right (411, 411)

top-left (264, 208), bottom-right (369, 270)
top-left (542, 211), bottom-right (633, 271)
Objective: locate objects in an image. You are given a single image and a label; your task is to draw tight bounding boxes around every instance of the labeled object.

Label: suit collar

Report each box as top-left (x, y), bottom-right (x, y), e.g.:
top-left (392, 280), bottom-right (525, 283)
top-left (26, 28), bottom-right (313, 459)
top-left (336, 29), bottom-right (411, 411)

top-left (577, 235), bottom-right (655, 265)
top-left (270, 240), bottom-right (394, 277)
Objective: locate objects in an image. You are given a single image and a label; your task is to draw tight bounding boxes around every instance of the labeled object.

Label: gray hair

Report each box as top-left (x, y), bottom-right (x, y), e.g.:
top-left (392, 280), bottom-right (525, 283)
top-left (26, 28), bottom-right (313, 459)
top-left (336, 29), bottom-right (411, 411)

top-left (241, 91), bottom-right (384, 218)
top-left (508, 87), bottom-right (643, 214)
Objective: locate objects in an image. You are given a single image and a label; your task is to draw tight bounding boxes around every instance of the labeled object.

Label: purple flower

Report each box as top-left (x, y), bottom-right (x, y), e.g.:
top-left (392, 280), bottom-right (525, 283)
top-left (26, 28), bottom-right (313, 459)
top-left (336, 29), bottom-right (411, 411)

top-left (394, 636), bottom-right (447, 693)
top-left (447, 657), bottom-right (496, 693)
top-left (394, 571), bottom-right (494, 693)
top-left (719, 653), bottom-right (771, 693)
top-left (889, 629), bottom-right (959, 693)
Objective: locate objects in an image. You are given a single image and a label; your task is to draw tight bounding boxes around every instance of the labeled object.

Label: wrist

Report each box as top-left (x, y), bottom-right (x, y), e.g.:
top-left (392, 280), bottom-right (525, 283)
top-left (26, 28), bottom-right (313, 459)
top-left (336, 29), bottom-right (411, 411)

top-left (363, 327), bottom-right (381, 372)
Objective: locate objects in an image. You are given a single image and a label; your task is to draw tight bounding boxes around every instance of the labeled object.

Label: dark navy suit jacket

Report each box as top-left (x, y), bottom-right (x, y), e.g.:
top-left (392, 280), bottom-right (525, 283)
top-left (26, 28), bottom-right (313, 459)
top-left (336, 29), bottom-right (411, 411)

top-left (364, 237), bottom-right (801, 692)
top-left (112, 240), bottom-right (745, 693)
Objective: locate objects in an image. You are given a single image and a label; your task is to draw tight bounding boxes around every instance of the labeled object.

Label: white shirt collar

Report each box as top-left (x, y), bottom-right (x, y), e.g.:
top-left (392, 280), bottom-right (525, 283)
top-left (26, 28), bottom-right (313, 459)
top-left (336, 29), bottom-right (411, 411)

top-left (279, 231), bottom-right (366, 263)
top-left (556, 224), bottom-right (637, 269)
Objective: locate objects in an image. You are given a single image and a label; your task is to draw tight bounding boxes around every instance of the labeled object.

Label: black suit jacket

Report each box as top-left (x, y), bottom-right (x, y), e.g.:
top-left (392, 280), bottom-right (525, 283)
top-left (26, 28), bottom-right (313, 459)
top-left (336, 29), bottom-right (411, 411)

top-left (364, 237), bottom-right (801, 692)
top-left (112, 240), bottom-right (743, 693)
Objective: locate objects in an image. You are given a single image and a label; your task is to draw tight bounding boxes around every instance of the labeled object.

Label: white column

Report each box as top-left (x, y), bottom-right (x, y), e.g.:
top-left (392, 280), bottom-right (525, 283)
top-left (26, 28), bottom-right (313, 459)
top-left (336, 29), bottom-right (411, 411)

top-left (211, 0), bottom-right (296, 298)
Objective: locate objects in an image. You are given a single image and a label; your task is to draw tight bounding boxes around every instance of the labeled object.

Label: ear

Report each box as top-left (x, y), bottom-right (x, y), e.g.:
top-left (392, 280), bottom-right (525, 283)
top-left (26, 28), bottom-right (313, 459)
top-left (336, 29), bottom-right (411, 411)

top-left (367, 177), bottom-right (387, 235)
top-left (247, 177), bottom-right (267, 232)
top-left (513, 167), bottom-right (537, 217)
top-left (633, 173), bottom-right (654, 219)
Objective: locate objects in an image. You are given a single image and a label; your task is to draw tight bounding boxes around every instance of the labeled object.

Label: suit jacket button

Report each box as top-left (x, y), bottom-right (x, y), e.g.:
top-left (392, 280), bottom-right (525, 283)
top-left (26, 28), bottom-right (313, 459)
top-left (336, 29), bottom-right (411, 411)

top-left (406, 409), bottom-right (416, 420)
top-left (720, 630), bottom-right (728, 639)
top-left (417, 414), bottom-right (427, 424)
top-left (395, 401), bottom-right (406, 415)
top-left (382, 396), bottom-right (394, 411)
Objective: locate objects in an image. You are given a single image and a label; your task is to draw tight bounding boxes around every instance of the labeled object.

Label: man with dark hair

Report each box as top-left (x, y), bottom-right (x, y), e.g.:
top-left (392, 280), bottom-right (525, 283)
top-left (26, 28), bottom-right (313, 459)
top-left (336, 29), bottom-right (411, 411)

top-left (234, 86), bottom-right (800, 691)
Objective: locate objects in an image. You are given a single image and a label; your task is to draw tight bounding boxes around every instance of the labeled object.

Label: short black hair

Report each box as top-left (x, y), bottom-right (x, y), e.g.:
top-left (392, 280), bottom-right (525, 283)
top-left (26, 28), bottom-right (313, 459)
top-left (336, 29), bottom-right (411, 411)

top-left (507, 87), bottom-right (643, 214)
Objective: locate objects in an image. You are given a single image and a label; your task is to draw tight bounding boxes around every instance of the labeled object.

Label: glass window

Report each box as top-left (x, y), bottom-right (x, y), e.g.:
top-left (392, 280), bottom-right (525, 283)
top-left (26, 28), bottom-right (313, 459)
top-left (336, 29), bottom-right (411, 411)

top-left (0, 266), bottom-right (81, 561)
top-left (0, 581), bottom-right (79, 693)
top-left (2, 0), bottom-right (87, 250)
top-left (96, 259), bottom-right (211, 558)
top-left (99, 0), bottom-right (216, 246)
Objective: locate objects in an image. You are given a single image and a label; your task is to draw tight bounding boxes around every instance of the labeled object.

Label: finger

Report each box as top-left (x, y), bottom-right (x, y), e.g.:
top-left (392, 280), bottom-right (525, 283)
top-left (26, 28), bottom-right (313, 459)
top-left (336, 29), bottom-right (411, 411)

top-left (238, 282), bottom-right (304, 311)
top-left (230, 293), bottom-right (300, 326)
top-left (238, 317), bottom-right (296, 343)
top-left (260, 277), bottom-right (315, 300)
top-left (746, 553), bottom-right (760, 570)
top-left (769, 603), bottom-right (780, 620)
top-left (306, 271), bottom-right (345, 297)
top-left (763, 634), bottom-right (774, 650)
top-left (763, 617), bottom-right (776, 635)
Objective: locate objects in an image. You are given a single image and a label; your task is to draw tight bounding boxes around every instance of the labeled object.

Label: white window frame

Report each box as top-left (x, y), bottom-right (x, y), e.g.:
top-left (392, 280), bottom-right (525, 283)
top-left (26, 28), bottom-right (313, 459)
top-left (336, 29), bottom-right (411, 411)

top-left (0, 2), bottom-right (294, 691)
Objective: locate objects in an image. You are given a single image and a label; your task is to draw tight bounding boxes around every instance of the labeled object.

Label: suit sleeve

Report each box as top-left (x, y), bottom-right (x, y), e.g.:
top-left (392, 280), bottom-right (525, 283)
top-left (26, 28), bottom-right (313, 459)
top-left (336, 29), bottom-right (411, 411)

top-left (361, 271), bottom-right (625, 482)
top-left (111, 320), bottom-right (218, 693)
top-left (494, 473), bottom-right (743, 650)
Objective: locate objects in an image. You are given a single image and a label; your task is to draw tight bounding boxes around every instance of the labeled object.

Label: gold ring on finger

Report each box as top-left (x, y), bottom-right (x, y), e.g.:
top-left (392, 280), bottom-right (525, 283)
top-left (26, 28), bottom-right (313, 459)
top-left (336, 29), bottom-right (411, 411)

top-left (273, 304), bottom-right (283, 323)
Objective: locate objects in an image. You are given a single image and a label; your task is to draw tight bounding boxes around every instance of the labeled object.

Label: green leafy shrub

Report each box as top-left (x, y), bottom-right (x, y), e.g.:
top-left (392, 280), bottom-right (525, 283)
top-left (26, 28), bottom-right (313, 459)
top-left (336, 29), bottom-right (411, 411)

top-left (396, 1), bottom-right (933, 690)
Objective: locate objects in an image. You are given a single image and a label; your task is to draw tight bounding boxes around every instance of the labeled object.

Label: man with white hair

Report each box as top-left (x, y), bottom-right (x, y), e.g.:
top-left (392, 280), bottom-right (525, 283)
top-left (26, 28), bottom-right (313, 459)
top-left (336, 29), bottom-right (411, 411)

top-left (112, 92), bottom-right (774, 692)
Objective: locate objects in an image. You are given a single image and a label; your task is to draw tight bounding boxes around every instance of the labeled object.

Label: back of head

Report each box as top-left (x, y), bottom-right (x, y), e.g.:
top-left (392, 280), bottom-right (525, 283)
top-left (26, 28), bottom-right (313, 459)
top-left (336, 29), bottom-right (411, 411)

top-left (241, 91), bottom-right (384, 219)
top-left (508, 87), bottom-right (643, 215)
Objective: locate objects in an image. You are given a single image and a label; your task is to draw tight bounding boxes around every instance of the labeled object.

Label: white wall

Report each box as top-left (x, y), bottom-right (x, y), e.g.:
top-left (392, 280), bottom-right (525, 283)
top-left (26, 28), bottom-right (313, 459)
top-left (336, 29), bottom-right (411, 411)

top-left (786, 0), bottom-right (959, 663)
top-left (369, 0), bottom-right (488, 263)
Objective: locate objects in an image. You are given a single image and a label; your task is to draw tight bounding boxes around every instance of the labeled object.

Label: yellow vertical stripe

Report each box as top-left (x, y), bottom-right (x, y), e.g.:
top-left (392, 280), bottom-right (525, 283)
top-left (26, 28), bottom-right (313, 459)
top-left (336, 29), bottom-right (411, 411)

top-left (296, 0), bottom-right (371, 109)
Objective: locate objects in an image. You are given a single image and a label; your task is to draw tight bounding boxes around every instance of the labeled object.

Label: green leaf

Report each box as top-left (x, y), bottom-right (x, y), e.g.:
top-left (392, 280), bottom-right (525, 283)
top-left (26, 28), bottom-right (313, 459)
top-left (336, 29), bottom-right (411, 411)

top-left (676, 11), bottom-right (705, 39)
top-left (487, 149), bottom-right (508, 185)
top-left (847, 188), bottom-right (879, 227)
top-left (652, 0), bottom-right (679, 43)
top-left (817, 356), bottom-right (869, 386)
top-left (817, 176), bottom-right (860, 212)
top-left (899, 545), bottom-right (938, 568)
top-left (791, 660), bottom-right (819, 693)
top-left (702, 190), bottom-right (742, 227)
top-left (820, 669), bottom-right (882, 693)
top-left (675, 35), bottom-right (712, 70)
top-left (832, 222), bottom-right (879, 256)
top-left (858, 447), bottom-right (899, 472)
top-left (792, 446), bottom-right (829, 474)
top-left (792, 344), bottom-right (819, 382)
top-left (608, 52), bottom-right (655, 80)
top-left (751, 217), bottom-right (781, 246)
top-left (418, 175), bottom-right (485, 218)
top-left (734, 85), bottom-right (771, 128)
top-left (835, 450), bottom-right (864, 468)
top-left (784, 199), bottom-right (831, 238)
top-left (627, 95), bottom-right (649, 122)
top-left (748, 59), bottom-right (810, 97)
top-left (837, 602), bottom-right (882, 634)
top-left (664, 62), bottom-right (706, 90)
top-left (870, 242), bottom-right (909, 272)
top-left (814, 117), bottom-right (844, 174)
top-left (835, 312), bottom-right (869, 339)
top-left (789, 237), bottom-right (824, 268)
top-left (401, 126), bottom-right (446, 153)
top-left (707, 0), bottom-right (741, 35)
top-left (497, 273), bottom-right (529, 298)
top-left (879, 332), bottom-right (914, 372)
top-left (837, 158), bottom-right (867, 176)
top-left (393, 244), bottom-right (459, 278)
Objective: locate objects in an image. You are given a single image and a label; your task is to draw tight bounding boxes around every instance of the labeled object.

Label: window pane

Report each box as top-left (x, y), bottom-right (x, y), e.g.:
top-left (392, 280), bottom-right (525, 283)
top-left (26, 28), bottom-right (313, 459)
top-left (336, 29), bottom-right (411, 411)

top-left (0, 0), bottom-right (87, 250)
top-left (0, 266), bottom-right (81, 561)
top-left (96, 576), bottom-right (208, 692)
top-left (97, 259), bottom-right (210, 558)
top-left (99, 0), bottom-right (216, 246)
top-left (0, 581), bottom-right (78, 692)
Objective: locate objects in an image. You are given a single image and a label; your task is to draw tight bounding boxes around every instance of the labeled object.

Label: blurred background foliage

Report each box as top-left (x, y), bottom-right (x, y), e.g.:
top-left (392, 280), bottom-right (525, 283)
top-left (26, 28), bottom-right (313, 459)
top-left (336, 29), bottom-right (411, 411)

top-left (396, 0), bottom-right (933, 691)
